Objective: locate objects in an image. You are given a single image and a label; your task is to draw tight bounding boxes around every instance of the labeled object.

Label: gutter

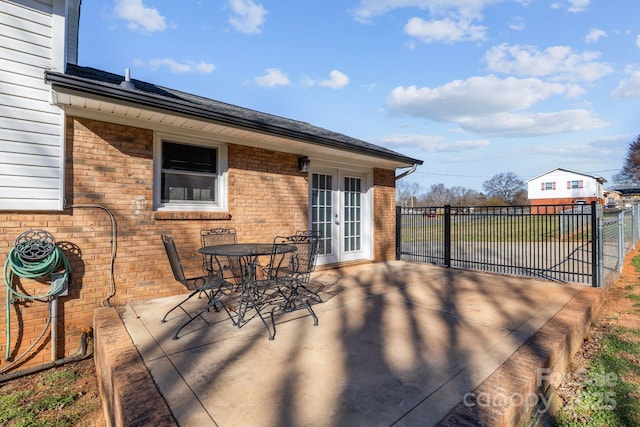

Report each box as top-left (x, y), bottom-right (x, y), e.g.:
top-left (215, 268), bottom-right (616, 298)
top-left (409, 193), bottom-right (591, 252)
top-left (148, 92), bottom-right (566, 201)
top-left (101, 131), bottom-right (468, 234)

top-left (395, 164), bottom-right (418, 181)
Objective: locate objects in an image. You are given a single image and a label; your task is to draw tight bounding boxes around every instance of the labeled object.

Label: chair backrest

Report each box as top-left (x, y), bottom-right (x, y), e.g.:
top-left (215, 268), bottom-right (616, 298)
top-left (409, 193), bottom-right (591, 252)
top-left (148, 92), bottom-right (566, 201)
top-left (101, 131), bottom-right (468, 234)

top-left (201, 228), bottom-right (239, 280)
top-left (272, 234), bottom-right (320, 281)
top-left (161, 235), bottom-right (187, 285)
top-left (295, 229), bottom-right (322, 239)
top-left (201, 228), bottom-right (237, 247)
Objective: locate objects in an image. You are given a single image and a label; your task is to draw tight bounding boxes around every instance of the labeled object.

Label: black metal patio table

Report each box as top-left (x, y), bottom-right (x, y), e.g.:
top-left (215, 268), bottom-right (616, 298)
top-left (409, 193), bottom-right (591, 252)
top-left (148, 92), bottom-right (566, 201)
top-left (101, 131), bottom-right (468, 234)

top-left (198, 243), bottom-right (296, 340)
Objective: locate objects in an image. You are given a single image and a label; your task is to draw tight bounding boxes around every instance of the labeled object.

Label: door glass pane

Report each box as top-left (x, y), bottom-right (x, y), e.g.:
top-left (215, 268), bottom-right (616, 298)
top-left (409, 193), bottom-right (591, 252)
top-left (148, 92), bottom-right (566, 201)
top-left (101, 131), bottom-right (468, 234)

top-left (312, 173), bottom-right (332, 256)
top-left (343, 176), bottom-right (362, 253)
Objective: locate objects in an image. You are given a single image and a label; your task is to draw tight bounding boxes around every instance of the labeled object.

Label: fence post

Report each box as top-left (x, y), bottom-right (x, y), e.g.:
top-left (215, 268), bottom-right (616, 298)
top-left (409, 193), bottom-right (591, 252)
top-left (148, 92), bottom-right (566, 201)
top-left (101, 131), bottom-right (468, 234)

top-left (591, 201), bottom-right (599, 287)
top-left (396, 206), bottom-right (402, 260)
top-left (598, 216), bottom-right (604, 287)
top-left (619, 210), bottom-right (625, 272)
top-left (444, 205), bottom-right (451, 267)
top-left (631, 205), bottom-right (638, 249)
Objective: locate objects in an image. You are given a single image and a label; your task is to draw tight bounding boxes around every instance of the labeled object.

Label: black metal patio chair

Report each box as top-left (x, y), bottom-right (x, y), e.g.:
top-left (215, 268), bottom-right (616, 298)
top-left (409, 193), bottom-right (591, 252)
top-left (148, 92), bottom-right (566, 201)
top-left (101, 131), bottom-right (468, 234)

top-left (200, 228), bottom-right (240, 286)
top-left (269, 233), bottom-right (321, 327)
top-left (291, 229), bottom-right (323, 303)
top-left (160, 235), bottom-right (230, 340)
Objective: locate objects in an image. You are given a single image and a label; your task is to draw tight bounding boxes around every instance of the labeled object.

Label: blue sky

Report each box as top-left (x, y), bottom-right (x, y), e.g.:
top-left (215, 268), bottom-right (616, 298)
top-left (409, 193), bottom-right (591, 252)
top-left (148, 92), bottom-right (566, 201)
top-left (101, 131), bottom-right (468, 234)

top-left (76, 0), bottom-right (640, 192)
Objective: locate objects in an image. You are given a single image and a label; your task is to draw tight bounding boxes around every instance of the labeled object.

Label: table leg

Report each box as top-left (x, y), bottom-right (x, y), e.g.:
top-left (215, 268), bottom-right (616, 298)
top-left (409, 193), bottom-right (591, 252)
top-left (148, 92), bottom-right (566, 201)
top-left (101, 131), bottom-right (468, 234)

top-left (235, 255), bottom-right (275, 340)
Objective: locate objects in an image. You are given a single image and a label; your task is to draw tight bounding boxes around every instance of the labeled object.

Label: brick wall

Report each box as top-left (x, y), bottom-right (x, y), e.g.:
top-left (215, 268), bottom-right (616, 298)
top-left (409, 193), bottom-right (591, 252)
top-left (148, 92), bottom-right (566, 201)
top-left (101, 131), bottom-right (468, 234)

top-left (529, 197), bottom-right (603, 214)
top-left (373, 168), bottom-right (396, 262)
top-left (530, 197), bottom-right (603, 206)
top-left (0, 116), bottom-right (397, 372)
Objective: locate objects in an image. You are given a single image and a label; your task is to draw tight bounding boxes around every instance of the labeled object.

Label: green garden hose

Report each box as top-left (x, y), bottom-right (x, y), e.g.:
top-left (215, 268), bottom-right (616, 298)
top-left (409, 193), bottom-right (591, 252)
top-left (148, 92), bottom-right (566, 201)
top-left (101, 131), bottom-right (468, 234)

top-left (3, 233), bottom-right (71, 360)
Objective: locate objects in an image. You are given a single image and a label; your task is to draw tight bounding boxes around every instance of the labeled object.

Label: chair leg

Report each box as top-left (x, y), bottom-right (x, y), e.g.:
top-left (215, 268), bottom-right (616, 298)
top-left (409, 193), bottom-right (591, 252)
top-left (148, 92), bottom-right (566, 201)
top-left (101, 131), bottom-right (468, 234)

top-left (161, 290), bottom-right (201, 323)
top-left (170, 291), bottom-right (227, 339)
top-left (298, 284), bottom-right (322, 303)
top-left (298, 295), bottom-right (318, 326)
top-left (244, 285), bottom-right (275, 340)
top-left (280, 282), bottom-right (319, 327)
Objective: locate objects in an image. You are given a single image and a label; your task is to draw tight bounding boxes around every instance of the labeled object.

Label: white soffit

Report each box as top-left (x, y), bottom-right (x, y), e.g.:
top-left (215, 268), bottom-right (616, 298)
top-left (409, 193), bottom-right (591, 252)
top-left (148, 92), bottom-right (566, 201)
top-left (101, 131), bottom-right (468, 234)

top-left (52, 90), bottom-right (406, 170)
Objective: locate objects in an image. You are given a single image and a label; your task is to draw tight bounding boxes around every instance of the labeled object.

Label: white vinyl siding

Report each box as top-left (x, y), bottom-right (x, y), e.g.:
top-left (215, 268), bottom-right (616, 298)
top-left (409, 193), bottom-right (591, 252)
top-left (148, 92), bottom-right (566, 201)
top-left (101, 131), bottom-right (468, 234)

top-left (0, 0), bottom-right (65, 211)
top-left (528, 169), bottom-right (603, 201)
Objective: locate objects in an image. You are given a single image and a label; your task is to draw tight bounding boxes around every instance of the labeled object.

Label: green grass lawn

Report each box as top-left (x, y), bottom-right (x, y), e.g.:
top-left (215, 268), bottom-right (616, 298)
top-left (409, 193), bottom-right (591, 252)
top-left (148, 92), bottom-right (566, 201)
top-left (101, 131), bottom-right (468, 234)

top-left (552, 255), bottom-right (640, 426)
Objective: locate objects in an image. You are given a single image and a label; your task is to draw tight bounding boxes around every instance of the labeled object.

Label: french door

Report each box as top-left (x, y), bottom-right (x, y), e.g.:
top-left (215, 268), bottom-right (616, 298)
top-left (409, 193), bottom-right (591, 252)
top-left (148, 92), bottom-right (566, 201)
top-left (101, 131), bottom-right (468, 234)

top-left (310, 169), bottom-right (370, 265)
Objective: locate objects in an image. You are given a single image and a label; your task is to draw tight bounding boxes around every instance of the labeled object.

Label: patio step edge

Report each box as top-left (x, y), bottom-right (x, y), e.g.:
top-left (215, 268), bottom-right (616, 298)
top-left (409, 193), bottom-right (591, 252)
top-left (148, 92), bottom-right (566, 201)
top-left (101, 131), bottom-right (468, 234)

top-left (436, 286), bottom-right (605, 427)
top-left (93, 306), bottom-right (177, 427)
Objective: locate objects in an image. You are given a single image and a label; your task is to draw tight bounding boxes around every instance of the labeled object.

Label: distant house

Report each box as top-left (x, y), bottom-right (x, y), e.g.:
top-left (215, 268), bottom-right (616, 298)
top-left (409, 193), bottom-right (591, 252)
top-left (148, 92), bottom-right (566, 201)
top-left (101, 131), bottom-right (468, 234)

top-left (526, 168), bottom-right (606, 208)
top-left (604, 190), bottom-right (623, 208)
top-left (0, 0), bottom-right (422, 373)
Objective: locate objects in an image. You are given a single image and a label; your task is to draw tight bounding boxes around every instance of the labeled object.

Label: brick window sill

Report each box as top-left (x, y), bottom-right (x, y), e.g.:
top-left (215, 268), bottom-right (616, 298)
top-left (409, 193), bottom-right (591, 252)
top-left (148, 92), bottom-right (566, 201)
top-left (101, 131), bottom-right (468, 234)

top-left (153, 211), bottom-right (232, 221)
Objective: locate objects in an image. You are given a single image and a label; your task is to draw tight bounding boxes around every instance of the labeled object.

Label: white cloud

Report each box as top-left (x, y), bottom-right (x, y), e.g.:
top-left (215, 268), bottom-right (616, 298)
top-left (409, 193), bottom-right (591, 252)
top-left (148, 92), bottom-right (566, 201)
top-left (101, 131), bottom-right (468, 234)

top-left (484, 43), bottom-right (613, 81)
top-left (114, 0), bottom-right (166, 33)
top-left (319, 70), bottom-right (350, 89)
top-left (568, 0), bottom-right (590, 13)
top-left (637, 34), bottom-right (640, 48)
top-left (585, 28), bottom-right (606, 43)
top-left (304, 70), bottom-right (350, 89)
top-left (375, 133), bottom-right (489, 153)
top-left (611, 69), bottom-right (640, 98)
top-left (386, 76), bottom-right (567, 121)
top-left (254, 68), bottom-right (289, 87)
top-left (385, 76), bottom-right (608, 137)
top-left (589, 134), bottom-right (634, 151)
top-left (133, 58), bottom-right (215, 74)
top-left (456, 110), bottom-right (607, 137)
top-left (404, 16), bottom-right (487, 43)
top-left (362, 82), bottom-right (377, 91)
top-left (508, 16), bottom-right (525, 31)
top-left (351, 1), bottom-right (502, 44)
top-left (351, 0), bottom-right (504, 24)
top-left (228, 0), bottom-right (267, 34)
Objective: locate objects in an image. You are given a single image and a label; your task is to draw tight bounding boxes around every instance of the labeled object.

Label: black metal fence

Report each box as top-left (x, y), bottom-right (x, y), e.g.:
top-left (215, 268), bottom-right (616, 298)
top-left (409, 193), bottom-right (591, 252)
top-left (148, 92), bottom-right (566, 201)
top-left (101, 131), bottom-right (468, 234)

top-left (396, 202), bottom-right (640, 287)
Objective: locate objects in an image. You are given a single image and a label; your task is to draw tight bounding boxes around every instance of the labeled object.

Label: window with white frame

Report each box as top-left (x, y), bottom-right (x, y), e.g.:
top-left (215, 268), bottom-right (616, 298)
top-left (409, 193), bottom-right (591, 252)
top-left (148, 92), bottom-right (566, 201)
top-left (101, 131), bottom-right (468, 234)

top-left (155, 138), bottom-right (227, 211)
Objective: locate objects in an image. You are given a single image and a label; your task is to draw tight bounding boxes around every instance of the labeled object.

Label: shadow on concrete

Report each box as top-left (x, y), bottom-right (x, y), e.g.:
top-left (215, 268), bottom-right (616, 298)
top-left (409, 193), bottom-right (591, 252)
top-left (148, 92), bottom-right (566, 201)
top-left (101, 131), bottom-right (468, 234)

top-left (113, 260), bottom-right (599, 426)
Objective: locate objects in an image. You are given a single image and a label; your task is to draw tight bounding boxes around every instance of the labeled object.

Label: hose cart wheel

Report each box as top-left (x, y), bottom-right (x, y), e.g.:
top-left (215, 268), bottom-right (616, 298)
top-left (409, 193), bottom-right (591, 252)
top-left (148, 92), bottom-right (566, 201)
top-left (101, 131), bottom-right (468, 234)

top-left (14, 230), bottom-right (56, 261)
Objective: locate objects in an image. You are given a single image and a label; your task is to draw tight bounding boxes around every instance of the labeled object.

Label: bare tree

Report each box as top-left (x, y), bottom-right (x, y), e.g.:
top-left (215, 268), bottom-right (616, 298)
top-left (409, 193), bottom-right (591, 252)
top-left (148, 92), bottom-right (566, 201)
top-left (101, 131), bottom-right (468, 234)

top-left (449, 186), bottom-right (482, 206)
top-left (482, 172), bottom-right (524, 205)
top-left (419, 183), bottom-right (482, 206)
top-left (613, 134), bottom-right (640, 185)
top-left (422, 183), bottom-right (449, 206)
top-left (396, 180), bottom-right (423, 207)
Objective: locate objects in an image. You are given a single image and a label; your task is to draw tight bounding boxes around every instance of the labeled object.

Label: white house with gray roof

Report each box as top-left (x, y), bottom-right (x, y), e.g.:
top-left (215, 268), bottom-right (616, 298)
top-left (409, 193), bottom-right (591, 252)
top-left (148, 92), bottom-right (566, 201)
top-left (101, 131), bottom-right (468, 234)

top-left (526, 168), bottom-right (606, 207)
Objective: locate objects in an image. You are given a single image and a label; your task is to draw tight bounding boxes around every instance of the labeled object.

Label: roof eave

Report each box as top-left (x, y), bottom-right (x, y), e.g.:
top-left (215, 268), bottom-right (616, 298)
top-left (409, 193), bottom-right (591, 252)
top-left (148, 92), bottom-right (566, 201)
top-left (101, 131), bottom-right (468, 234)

top-left (526, 167), bottom-right (606, 183)
top-left (44, 71), bottom-right (423, 168)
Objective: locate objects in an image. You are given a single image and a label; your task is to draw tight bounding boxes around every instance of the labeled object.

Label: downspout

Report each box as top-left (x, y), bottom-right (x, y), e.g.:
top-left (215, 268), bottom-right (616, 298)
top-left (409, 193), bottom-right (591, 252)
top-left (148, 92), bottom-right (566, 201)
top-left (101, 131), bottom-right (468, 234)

top-left (395, 164), bottom-right (418, 181)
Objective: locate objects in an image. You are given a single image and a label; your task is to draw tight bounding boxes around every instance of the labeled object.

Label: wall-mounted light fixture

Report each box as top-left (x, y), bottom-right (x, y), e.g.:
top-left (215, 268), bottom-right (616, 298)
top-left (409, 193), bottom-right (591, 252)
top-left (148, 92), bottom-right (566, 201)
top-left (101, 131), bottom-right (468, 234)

top-left (298, 156), bottom-right (310, 173)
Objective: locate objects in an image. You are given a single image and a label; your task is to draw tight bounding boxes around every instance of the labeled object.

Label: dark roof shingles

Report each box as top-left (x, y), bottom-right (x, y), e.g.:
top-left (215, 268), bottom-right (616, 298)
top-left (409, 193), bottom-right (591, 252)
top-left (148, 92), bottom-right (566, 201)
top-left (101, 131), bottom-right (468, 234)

top-left (58, 64), bottom-right (422, 166)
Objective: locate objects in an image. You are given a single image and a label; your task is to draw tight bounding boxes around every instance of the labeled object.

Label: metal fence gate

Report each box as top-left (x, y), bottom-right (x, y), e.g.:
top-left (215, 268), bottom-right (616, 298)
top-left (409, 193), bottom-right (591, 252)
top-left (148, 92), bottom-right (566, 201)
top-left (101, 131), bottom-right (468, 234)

top-left (396, 202), bottom-right (640, 287)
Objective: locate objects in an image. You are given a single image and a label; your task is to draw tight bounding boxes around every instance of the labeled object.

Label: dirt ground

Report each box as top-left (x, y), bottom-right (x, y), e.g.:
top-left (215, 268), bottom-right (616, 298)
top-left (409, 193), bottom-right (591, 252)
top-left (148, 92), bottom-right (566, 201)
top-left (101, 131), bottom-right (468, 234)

top-left (0, 356), bottom-right (105, 426)
top-left (597, 246), bottom-right (640, 331)
top-left (2, 250), bottom-right (640, 426)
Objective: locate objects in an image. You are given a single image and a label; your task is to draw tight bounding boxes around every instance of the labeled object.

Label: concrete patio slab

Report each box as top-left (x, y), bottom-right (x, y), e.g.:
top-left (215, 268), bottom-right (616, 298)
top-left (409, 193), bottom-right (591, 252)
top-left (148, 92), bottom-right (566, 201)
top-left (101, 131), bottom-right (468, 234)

top-left (116, 261), bottom-right (602, 426)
